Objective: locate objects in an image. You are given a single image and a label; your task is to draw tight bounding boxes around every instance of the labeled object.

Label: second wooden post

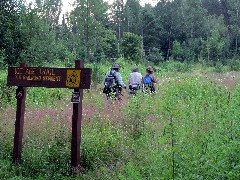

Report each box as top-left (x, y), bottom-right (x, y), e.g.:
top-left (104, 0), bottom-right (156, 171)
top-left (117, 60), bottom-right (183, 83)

top-left (71, 60), bottom-right (84, 170)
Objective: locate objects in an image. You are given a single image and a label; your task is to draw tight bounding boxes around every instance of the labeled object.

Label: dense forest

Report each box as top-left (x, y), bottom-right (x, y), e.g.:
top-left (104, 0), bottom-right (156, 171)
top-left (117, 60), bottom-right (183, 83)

top-left (1, 0), bottom-right (240, 69)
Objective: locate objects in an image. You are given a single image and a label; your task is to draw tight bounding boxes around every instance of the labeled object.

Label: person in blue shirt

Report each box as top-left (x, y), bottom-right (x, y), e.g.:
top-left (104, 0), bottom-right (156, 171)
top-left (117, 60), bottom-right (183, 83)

top-left (103, 63), bottom-right (126, 100)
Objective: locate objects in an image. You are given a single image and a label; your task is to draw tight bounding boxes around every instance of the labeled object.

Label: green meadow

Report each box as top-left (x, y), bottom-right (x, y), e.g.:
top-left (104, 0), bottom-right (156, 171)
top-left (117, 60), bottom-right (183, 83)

top-left (0, 61), bottom-right (239, 179)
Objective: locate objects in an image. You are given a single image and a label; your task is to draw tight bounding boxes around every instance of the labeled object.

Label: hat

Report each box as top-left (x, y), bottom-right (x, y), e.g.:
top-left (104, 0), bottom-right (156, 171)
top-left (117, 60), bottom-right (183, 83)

top-left (132, 66), bottom-right (138, 72)
top-left (112, 63), bottom-right (120, 69)
top-left (146, 66), bottom-right (154, 72)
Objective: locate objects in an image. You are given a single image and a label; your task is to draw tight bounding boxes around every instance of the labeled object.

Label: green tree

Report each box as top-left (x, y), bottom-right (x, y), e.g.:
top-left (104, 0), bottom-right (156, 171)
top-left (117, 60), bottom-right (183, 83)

top-left (172, 40), bottom-right (184, 62)
top-left (202, 0), bottom-right (222, 16)
top-left (109, 0), bottom-right (124, 40)
top-left (203, 16), bottom-right (229, 62)
top-left (154, 0), bottom-right (175, 59)
top-left (94, 28), bottom-right (118, 62)
top-left (0, 0), bottom-right (28, 65)
top-left (227, 0), bottom-right (240, 56)
top-left (32, 0), bottom-right (63, 31)
top-left (146, 47), bottom-right (164, 65)
top-left (181, 0), bottom-right (208, 39)
top-left (123, 0), bottom-right (142, 35)
top-left (19, 9), bottom-right (64, 65)
top-left (70, 0), bottom-right (108, 62)
top-left (220, 0), bottom-right (231, 31)
top-left (173, 0), bottom-right (208, 61)
top-left (120, 32), bottom-right (143, 63)
top-left (141, 4), bottom-right (163, 58)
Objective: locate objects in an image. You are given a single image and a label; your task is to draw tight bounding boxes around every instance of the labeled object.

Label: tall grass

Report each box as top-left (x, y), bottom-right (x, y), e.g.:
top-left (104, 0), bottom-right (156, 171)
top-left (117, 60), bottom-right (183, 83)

top-left (0, 61), bottom-right (240, 179)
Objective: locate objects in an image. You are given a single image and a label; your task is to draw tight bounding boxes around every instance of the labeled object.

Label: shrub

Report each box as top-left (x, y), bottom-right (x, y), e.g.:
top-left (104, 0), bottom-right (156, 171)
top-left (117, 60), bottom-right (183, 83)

top-left (0, 71), bottom-right (16, 108)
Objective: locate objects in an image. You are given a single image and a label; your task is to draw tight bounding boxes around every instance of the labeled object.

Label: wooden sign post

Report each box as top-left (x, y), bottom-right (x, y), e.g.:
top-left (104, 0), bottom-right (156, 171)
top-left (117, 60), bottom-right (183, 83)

top-left (12, 63), bottom-right (27, 163)
top-left (71, 60), bottom-right (84, 169)
top-left (7, 60), bottom-right (92, 170)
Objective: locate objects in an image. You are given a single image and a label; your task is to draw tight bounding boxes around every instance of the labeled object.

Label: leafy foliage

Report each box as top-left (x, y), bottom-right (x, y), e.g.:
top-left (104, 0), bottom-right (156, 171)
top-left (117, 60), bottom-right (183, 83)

top-left (0, 0), bottom-right (29, 65)
top-left (120, 32), bottom-right (143, 63)
top-left (1, 0), bottom-right (240, 67)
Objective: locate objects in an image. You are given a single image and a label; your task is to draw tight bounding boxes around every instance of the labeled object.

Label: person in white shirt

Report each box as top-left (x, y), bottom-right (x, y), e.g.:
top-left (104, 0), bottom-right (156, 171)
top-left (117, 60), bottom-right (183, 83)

top-left (128, 66), bottom-right (142, 95)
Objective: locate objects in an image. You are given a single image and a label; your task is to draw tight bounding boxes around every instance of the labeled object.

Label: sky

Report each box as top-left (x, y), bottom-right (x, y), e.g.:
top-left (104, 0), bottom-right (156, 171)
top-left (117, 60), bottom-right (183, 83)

top-left (26, 0), bottom-right (159, 14)
top-left (62, 0), bottom-right (159, 13)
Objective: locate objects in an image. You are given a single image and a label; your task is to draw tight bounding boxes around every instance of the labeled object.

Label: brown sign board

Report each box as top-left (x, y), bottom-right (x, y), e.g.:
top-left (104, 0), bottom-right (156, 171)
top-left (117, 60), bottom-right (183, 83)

top-left (7, 67), bottom-right (92, 89)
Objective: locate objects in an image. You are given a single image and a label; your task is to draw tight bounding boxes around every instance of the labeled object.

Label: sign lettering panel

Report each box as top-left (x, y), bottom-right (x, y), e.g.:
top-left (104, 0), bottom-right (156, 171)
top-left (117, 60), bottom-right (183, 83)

top-left (7, 67), bottom-right (91, 89)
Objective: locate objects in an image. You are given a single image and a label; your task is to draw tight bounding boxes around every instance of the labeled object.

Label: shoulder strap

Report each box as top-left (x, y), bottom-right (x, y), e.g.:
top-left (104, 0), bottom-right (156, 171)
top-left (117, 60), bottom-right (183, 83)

top-left (112, 71), bottom-right (120, 87)
top-left (109, 70), bottom-right (116, 76)
top-left (107, 71), bottom-right (118, 85)
top-left (111, 71), bottom-right (117, 78)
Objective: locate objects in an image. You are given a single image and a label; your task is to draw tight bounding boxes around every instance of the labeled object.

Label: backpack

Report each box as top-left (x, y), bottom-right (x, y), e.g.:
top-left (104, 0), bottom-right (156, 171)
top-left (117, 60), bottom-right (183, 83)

top-left (129, 84), bottom-right (140, 91)
top-left (143, 75), bottom-right (152, 84)
top-left (143, 74), bottom-right (153, 93)
top-left (103, 71), bottom-right (117, 94)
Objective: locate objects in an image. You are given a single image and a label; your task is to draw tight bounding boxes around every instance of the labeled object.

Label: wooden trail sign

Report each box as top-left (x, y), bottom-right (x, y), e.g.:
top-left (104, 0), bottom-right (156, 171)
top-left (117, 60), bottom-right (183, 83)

top-left (7, 67), bottom-right (91, 89)
top-left (7, 60), bottom-right (92, 172)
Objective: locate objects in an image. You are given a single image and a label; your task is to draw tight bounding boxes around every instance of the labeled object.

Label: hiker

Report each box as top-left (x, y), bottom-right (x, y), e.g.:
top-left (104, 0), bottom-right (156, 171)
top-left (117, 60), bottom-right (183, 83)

top-left (143, 66), bottom-right (158, 93)
top-left (103, 63), bottom-right (126, 100)
top-left (128, 66), bottom-right (142, 95)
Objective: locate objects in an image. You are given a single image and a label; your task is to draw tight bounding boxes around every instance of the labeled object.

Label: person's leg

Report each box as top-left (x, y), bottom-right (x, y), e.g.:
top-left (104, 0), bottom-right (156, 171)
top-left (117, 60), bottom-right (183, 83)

top-left (150, 86), bottom-right (155, 93)
top-left (106, 93), bottom-right (110, 100)
top-left (115, 90), bottom-right (123, 100)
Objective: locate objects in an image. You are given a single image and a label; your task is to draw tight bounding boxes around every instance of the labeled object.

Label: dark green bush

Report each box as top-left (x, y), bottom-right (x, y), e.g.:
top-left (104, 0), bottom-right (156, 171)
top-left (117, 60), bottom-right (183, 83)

top-left (0, 71), bottom-right (16, 108)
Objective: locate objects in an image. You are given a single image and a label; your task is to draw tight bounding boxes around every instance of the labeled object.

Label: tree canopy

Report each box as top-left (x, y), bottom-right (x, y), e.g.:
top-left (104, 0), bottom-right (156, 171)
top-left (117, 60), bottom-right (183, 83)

top-left (1, 0), bottom-right (240, 68)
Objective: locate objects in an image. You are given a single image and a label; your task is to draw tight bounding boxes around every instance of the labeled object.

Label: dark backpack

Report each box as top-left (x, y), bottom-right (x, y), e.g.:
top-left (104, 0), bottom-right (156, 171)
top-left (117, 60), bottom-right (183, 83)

top-left (103, 71), bottom-right (117, 94)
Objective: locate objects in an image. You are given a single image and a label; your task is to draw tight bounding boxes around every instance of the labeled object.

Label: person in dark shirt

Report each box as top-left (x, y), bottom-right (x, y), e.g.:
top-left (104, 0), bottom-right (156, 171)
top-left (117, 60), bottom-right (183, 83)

top-left (103, 63), bottom-right (126, 100)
